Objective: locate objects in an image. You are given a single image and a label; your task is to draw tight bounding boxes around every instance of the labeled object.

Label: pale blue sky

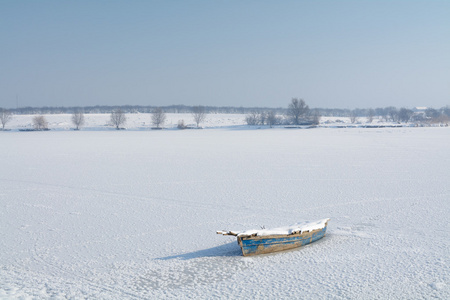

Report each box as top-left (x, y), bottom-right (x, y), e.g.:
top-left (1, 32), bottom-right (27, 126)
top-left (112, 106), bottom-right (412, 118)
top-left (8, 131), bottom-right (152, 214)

top-left (1, 0), bottom-right (449, 109)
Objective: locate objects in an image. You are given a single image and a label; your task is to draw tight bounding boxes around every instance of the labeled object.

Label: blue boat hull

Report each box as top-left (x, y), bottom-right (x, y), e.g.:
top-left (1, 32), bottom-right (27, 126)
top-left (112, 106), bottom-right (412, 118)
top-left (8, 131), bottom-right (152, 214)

top-left (237, 225), bottom-right (327, 256)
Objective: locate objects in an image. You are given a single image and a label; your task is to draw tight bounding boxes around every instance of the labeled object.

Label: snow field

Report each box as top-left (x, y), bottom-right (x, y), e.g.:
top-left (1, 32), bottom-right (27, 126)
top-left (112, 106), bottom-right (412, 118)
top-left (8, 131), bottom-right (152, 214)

top-left (0, 127), bottom-right (449, 299)
top-left (6, 113), bottom-right (247, 131)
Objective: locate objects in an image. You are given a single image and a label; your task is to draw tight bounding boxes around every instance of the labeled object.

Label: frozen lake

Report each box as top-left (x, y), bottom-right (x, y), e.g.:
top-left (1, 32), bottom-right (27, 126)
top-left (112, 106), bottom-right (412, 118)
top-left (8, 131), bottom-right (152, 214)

top-left (1, 127), bottom-right (449, 299)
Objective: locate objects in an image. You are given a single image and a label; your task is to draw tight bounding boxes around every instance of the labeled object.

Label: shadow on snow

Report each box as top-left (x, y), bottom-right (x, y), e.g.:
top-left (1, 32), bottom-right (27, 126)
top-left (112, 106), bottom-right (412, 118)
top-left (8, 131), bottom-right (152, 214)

top-left (157, 242), bottom-right (241, 260)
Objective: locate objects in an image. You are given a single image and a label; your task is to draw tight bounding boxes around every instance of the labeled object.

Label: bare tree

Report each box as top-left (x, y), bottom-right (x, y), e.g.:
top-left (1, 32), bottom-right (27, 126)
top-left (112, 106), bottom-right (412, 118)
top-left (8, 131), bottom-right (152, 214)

top-left (151, 107), bottom-right (166, 128)
top-left (266, 111), bottom-right (277, 128)
top-left (350, 110), bottom-right (358, 124)
top-left (32, 115), bottom-right (48, 130)
top-left (441, 106), bottom-right (450, 118)
top-left (367, 109), bottom-right (375, 123)
top-left (287, 98), bottom-right (309, 125)
top-left (245, 111), bottom-right (259, 125)
top-left (311, 111), bottom-right (321, 125)
top-left (71, 110), bottom-right (85, 130)
top-left (398, 108), bottom-right (413, 123)
top-left (0, 108), bottom-right (12, 130)
top-left (192, 106), bottom-right (206, 128)
top-left (177, 119), bottom-right (187, 129)
top-left (386, 107), bottom-right (398, 122)
top-left (425, 108), bottom-right (440, 120)
top-left (110, 109), bottom-right (126, 129)
top-left (258, 111), bottom-right (266, 125)
top-left (378, 108), bottom-right (389, 122)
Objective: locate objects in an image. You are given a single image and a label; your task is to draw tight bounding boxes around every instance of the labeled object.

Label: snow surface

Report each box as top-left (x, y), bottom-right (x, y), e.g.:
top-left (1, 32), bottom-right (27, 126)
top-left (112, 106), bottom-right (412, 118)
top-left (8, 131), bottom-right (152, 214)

top-left (218, 218), bottom-right (330, 237)
top-left (1, 120), bottom-right (449, 299)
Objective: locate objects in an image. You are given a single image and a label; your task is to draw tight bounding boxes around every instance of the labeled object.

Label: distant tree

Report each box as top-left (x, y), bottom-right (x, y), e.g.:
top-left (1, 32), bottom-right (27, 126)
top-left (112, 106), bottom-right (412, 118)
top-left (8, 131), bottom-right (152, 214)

top-left (431, 114), bottom-right (450, 124)
top-left (352, 108), bottom-right (365, 117)
top-left (350, 110), bottom-right (358, 124)
top-left (32, 115), bottom-right (48, 130)
top-left (311, 111), bottom-right (321, 125)
top-left (245, 111), bottom-right (259, 125)
top-left (71, 110), bottom-right (85, 130)
top-left (287, 98), bottom-right (309, 125)
top-left (367, 109), bottom-right (375, 123)
top-left (398, 108), bottom-right (413, 123)
top-left (441, 106), bottom-right (450, 118)
top-left (426, 107), bottom-right (450, 124)
top-left (151, 107), bottom-right (166, 128)
top-left (376, 107), bottom-right (388, 122)
top-left (192, 106), bottom-right (206, 128)
top-left (177, 119), bottom-right (187, 129)
top-left (258, 111), bottom-right (267, 125)
top-left (386, 107), bottom-right (398, 122)
top-left (110, 109), bottom-right (126, 129)
top-left (0, 108), bottom-right (13, 130)
top-left (425, 108), bottom-right (440, 119)
top-left (266, 111), bottom-right (277, 127)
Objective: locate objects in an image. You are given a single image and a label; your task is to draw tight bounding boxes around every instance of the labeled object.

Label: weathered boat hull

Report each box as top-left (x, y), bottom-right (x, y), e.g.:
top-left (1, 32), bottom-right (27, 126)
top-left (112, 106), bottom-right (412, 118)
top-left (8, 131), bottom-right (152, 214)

top-left (237, 224), bottom-right (327, 256)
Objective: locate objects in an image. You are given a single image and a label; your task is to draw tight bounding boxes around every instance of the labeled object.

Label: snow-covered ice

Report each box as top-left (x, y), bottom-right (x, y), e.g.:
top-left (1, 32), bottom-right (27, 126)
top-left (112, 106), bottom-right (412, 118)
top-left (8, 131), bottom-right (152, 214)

top-left (0, 123), bottom-right (449, 299)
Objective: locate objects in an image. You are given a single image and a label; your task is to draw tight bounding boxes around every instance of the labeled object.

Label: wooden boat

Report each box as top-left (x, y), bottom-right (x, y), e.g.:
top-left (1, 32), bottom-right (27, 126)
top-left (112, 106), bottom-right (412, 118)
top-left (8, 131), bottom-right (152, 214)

top-left (217, 218), bottom-right (329, 256)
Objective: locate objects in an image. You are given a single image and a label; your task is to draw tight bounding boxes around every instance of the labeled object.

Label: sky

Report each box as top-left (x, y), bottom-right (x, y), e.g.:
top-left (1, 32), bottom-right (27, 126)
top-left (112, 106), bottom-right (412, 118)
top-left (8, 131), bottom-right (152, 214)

top-left (1, 0), bottom-right (449, 109)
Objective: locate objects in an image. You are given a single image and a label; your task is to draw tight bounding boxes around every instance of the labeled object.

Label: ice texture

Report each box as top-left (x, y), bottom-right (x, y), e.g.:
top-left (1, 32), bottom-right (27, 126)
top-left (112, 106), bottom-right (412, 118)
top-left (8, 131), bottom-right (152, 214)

top-left (0, 115), bottom-right (449, 299)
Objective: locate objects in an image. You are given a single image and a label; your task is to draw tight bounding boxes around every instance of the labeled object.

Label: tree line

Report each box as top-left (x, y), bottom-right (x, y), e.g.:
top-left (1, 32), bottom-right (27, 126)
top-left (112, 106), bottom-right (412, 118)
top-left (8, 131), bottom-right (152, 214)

top-left (0, 106), bottom-right (208, 131)
top-left (245, 98), bottom-right (320, 127)
top-left (1, 100), bottom-right (449, 130)
top-left (244, 99), bottom-right (450, 126)
top-left (7, 104), bottom-right (283, 115)
top-left (5, 103), bottom-right (449, 119)
top-left (347, 106), bottom-right (450, 124)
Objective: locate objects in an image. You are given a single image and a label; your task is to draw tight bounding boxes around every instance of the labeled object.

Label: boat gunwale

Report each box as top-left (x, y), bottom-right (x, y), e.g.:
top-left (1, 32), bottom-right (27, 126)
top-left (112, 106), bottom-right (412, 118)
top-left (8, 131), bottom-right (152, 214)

top-left (238, 222), bottom-right (328, 240)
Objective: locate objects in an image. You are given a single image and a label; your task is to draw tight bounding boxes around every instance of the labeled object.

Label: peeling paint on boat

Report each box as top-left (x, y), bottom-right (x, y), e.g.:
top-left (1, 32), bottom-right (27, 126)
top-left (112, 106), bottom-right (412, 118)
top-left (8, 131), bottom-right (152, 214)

top-left (238, 225), bottom-right (328, 256)
top-left (218, 219), bottom-right (329, 256)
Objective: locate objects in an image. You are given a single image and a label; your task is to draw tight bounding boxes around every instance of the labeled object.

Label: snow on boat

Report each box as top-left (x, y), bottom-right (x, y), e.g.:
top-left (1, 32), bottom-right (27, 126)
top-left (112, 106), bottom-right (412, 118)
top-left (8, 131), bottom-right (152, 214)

top-left (217, 218), bottom-right (330, 256)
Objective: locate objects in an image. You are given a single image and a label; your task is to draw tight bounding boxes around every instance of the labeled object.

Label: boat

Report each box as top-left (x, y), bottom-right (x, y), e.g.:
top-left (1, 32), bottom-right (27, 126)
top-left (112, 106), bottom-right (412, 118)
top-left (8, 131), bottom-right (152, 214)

top-left (217, 218), bottom-right (330, 256)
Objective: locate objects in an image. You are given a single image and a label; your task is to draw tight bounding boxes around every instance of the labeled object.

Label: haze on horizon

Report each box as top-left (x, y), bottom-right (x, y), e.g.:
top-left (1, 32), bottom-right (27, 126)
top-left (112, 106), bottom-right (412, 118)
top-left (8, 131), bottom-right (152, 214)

top-left (1, 1), bottom-right (449, 110)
